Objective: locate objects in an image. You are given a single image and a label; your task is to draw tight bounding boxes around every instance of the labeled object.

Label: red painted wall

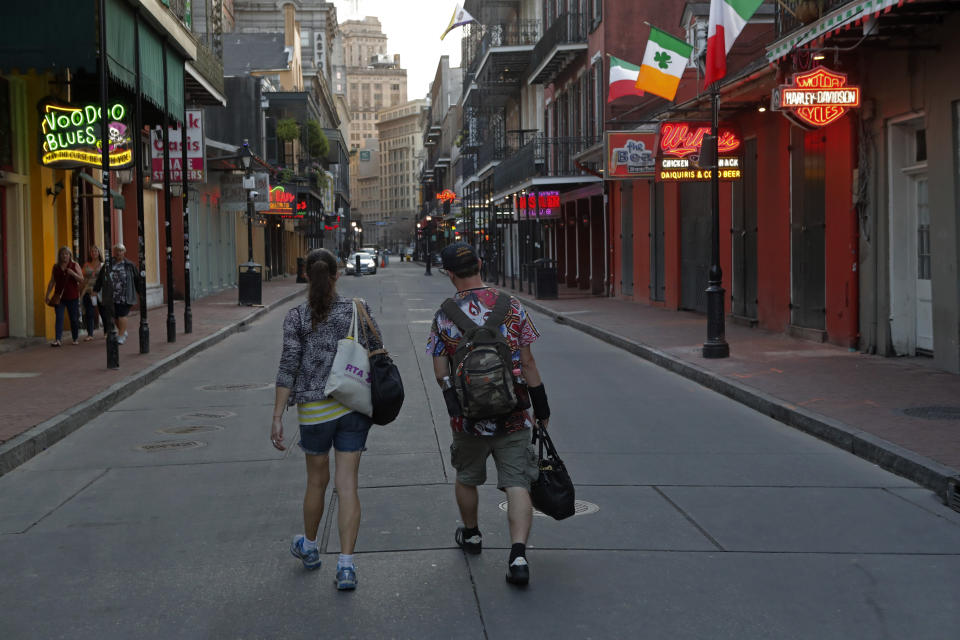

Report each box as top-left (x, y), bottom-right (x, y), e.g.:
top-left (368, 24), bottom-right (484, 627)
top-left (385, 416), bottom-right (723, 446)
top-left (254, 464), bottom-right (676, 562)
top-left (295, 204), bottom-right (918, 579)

top-left (663, 182), bottom-right (681, 309)
top-left (634, 180), bottom-right (651, 300)
top-left (824, 117), bottom-right (858, 347)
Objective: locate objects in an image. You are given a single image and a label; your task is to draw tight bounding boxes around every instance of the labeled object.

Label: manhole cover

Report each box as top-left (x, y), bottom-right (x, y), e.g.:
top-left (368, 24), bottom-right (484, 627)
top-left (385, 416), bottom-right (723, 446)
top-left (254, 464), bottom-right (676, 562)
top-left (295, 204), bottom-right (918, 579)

top-left (902, 406), bottom-right (960, 420)
top-left (136, 440), bottom-right (206, 452)
top-left (158, 425), bottom-right (223, 435)
top-left (179, 410), bottom-right (236, 420)
top-left (498, 500), bottom-right (599, 518)
top-left (198, 383), bottom-right (272, 392)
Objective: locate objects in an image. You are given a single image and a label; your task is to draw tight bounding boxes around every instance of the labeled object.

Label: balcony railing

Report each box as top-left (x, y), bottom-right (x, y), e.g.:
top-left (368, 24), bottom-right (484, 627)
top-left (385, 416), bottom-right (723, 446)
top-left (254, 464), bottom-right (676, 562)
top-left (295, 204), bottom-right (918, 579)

top-left (528, 12), bottom-right (587, 85)
top-left (476, 130), bottom-right (536, 173)
top-left (776, 0), bottom-right (853, 38)
top-left (457, 153), bottom-right (477, 183)
top-left (493, 136), bottom-right (600, 194)
top-left (463, 19), bottom-right (541, 78)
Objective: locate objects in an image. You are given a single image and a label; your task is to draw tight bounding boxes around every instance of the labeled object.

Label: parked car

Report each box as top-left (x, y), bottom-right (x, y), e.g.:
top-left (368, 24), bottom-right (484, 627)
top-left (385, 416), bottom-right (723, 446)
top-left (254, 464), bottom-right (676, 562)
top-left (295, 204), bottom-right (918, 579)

top-left (345, 252), bottom-right (377, 275)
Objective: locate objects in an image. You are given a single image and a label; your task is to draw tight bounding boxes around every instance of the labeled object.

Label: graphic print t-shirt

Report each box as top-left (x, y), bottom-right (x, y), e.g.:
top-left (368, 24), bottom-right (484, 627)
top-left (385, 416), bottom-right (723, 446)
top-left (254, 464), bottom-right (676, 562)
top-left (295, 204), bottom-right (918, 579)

top-left (426, 288), bottom-right (540, 436)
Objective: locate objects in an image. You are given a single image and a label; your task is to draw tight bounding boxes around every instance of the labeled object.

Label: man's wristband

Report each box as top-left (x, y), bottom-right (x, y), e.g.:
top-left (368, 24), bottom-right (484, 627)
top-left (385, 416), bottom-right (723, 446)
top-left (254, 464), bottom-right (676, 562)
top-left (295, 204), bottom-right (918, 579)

top-left (528, 384), bottom-right (550, 420)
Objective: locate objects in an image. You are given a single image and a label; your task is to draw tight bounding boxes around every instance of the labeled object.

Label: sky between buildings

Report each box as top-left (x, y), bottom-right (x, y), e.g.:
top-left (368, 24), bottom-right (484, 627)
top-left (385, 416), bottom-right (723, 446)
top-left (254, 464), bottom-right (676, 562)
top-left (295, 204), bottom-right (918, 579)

top-left (333, 0), bottom-right (464, 100)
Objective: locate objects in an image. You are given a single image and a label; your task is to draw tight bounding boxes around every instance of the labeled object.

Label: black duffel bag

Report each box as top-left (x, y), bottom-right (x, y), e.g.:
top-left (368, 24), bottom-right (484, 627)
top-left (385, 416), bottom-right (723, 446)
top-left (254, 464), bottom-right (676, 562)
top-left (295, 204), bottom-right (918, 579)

top-left (356, 303), bottom-right (405, 425)
top-left (530, 425), bottom-right (575, 520)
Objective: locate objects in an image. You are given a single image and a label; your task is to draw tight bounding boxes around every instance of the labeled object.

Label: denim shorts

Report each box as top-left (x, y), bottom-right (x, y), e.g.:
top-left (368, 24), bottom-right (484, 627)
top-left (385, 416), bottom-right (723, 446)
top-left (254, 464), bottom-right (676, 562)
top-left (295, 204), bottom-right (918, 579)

top-left (298, 412), bottom-right (372, 455)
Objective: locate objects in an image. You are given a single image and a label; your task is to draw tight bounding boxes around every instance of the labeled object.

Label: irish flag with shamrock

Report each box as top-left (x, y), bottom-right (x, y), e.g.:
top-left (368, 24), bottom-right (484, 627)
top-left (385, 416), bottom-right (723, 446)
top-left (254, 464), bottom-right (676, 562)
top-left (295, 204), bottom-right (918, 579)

top-left (634, 27), bottom-right (693, 101)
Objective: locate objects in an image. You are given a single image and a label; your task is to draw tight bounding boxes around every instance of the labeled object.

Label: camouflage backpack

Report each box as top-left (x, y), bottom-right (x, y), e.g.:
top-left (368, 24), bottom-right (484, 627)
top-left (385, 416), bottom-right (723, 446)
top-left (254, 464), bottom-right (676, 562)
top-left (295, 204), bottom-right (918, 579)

top-left (441, 293), bottom-right (518, 421)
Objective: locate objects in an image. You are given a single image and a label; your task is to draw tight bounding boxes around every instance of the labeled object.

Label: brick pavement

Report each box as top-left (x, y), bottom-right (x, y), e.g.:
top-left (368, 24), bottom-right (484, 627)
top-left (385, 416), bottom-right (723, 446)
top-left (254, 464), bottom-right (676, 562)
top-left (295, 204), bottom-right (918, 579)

top-left (490, 278), bottom-right (960, 492)
top-left (0, 278), bottom-right (306, 447)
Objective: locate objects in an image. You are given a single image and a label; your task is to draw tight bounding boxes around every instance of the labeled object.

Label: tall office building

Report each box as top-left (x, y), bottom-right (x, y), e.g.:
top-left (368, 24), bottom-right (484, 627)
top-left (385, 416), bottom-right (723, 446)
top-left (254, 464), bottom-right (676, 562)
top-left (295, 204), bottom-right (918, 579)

top-left (340, 16), bottom-right (407, 149)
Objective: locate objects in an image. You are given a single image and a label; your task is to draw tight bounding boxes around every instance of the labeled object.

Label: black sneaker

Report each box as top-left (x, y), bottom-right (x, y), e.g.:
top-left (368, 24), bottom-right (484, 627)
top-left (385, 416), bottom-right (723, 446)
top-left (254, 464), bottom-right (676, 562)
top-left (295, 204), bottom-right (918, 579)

top-left (455, 527), bottom-right (482, 555)
top-left (506, 556), bottom-right (529, 586)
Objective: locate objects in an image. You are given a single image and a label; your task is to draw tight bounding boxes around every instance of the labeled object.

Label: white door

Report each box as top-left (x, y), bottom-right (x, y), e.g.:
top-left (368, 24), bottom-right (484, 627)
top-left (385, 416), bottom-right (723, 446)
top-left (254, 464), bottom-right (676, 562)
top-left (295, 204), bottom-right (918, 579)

top-left (914, 176), bottom-right (933, 351)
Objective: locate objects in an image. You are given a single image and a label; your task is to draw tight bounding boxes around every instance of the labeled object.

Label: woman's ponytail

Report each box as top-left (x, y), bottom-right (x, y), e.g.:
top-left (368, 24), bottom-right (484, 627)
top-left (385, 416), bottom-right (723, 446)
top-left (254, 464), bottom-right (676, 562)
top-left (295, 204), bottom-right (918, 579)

top-left (306, 248), bottom-right (339, 328)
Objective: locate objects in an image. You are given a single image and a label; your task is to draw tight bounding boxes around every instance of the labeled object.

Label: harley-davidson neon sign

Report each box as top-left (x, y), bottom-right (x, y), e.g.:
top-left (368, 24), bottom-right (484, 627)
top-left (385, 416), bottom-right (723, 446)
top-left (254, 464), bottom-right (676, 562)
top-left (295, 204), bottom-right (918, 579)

top-left (776, 66), bottom-right (860, 128)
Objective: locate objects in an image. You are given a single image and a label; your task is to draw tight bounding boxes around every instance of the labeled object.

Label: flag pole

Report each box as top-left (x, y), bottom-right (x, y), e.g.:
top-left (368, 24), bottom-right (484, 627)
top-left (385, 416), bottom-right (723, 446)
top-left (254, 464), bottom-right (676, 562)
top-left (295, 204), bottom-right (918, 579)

top-left (703, 83), bottom-right (729, 358)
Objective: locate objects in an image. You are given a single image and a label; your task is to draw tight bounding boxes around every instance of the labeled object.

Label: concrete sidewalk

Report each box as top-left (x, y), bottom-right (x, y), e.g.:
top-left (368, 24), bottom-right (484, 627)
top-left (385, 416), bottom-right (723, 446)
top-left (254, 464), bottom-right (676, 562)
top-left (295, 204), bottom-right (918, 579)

top-left (0, 278), bottom-right (307, 475)
top-left (490, 279), bottom-right (960, 500)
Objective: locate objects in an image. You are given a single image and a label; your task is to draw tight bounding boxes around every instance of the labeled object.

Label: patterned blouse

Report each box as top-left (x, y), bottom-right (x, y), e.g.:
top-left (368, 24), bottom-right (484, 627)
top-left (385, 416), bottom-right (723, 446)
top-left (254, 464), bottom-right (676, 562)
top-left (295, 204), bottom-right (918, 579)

top-left (427, 287), bottom-right (540, 436)
top-left (276, 296), bottom-right (383, 407)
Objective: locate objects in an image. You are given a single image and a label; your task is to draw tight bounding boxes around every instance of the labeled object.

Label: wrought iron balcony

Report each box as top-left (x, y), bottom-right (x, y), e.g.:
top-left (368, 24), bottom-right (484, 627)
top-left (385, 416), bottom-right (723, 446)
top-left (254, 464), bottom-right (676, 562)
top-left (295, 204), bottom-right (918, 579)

top-left (456, 152), bottom-right (477, 183)
top-left (775, 0), bottom-right (854, 38)
top-left (476, 130), bottom-right (533, 174)
top-left (527, 13), bottom-right (588, 86)
top-left (492, 136), bottom-right (600, 194)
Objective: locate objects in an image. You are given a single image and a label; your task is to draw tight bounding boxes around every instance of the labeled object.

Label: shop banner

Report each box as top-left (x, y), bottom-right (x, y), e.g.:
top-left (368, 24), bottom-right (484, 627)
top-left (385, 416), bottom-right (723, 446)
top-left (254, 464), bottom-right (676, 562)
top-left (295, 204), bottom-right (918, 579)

top-left (150, 109), bottom-right (205, 183)
top-left (606, 130), bottom-right (657, 179)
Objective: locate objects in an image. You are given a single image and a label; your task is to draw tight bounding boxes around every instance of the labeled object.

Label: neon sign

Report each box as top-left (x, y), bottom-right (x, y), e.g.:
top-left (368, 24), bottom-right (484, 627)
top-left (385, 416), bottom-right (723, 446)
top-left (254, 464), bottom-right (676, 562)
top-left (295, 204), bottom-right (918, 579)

top-left (39, 101), bottom-right (133, 169)
top-left (659, 122), bottom-right (741, 158)
top-left (268, 185), bottom-right (296, 215)
top-left (436, 189), bottom-right (457, 203)
top-left (516, 191), bottom-right (560, 218)
top-left (776, 66), bottom-right (860, 128)
top-left (657, 121), bottom-right (742, 182)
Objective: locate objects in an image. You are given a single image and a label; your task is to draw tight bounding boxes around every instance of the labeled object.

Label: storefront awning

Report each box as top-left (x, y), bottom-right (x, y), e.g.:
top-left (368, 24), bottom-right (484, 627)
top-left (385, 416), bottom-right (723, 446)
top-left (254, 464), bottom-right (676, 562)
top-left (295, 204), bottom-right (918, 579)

top-left (766, 0), bottom-right (919, 62)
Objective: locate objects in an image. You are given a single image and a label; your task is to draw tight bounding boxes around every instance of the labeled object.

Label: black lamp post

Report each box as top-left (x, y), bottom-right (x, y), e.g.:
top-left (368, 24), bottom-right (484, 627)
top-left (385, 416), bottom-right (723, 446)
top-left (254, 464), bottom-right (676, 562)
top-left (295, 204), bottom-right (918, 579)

top-left (702, 85), bottom-right (730, 358)
top-left (424, 215), bottom-right (432, 276)
top-left (241, 140), bottom-right (254, 263)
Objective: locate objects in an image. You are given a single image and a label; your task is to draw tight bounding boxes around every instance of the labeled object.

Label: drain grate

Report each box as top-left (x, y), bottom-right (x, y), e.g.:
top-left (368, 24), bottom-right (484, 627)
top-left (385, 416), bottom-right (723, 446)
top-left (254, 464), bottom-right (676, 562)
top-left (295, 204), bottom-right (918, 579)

top-left (179, 410), bottom-right (236, 420)
top-left (948, 477), bottom-right (960, 514)
top-left (198, 383), bottom-right (272, 392)
top-left (158, 425), bottom-right (223, 435)
top-left (137, 440), bottom-right (206, 452)
top-left (498, 499), bottom-right (599, 518)
top-left (902, 406), bottom-right (960, 420)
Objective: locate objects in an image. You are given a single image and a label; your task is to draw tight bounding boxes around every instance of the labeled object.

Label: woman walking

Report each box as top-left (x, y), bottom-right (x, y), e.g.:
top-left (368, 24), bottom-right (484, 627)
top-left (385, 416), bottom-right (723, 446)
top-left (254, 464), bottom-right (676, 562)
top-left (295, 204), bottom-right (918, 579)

top-left (44, 247), bottom-right (84, 346)
top-left (270, 248), bottom-right (382, 591)
top-left (81, 245), bottom-right (104, 341)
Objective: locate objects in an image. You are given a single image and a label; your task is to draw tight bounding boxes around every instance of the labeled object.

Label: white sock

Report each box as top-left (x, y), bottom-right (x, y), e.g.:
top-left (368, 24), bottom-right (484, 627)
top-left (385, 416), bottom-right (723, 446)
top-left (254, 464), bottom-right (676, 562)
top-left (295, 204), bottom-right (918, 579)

top-left (302, 536), bottom-right (317, 551)
top-left (338, 553), bottom-right (354, 569)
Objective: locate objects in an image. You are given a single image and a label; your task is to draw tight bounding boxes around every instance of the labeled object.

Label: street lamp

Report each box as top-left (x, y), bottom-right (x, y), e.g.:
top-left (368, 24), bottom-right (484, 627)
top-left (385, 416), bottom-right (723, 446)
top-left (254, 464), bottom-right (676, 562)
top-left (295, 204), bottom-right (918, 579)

top-left (238, 139), bottom-right (262, 305)
top-left (424, 215), bottom-right (432, 276)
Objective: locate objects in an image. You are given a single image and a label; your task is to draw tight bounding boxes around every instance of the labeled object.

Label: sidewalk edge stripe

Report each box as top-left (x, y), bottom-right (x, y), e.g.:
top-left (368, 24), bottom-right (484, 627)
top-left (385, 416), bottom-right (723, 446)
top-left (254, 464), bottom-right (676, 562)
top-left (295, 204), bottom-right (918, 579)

top-left (0, 289), bottom-right (304, 477)
top-left (513, 293), bottom-right (960, 500)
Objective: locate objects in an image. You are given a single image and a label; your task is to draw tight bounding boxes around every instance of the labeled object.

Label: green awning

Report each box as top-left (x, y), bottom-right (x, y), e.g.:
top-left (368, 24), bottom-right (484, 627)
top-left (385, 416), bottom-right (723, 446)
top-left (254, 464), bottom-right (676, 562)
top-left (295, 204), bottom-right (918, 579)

top-left (106, 0), bottom-right (136, 92)
top-left (76, 171), bottom-right (126, 210)
top-left (139, 26), bottom-right (164, 115)
top-left (166, 47), bottom-right (184, 122)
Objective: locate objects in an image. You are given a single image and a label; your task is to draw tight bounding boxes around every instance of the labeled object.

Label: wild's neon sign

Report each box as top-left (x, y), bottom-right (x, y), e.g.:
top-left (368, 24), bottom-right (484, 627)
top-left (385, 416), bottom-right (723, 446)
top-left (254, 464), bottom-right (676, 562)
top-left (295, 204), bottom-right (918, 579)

top-left (268, 185), bottom-right (296, 215)
top-left (659, 123), bottom-right (740, 158)
top-left (39, 101), bottom-right (133, 169)
top-left (776, 66), bottom-right (860, 128)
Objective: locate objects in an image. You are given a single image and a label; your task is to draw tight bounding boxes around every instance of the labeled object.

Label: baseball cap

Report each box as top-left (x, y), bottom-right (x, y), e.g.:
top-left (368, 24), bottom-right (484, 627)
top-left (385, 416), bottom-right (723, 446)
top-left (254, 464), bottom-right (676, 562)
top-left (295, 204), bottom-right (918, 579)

top-left (441, 242), bottom-right (479, 271)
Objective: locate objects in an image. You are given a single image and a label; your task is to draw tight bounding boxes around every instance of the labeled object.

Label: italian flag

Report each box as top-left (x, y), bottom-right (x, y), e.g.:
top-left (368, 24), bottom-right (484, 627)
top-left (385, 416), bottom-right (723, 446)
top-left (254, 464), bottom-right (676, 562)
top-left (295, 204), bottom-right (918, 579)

top-left (608, 55), bottom-right (643, 103)
top-left (704, 0), bottom-right (764, 88)
top-left (634, 27), bottom-right (693, 102)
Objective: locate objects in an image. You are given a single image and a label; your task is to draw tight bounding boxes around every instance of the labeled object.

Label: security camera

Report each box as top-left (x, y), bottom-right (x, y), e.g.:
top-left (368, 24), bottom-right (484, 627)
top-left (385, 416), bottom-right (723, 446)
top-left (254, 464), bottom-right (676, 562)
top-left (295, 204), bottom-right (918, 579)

top-left (249, 190), bottom-right (259, 198)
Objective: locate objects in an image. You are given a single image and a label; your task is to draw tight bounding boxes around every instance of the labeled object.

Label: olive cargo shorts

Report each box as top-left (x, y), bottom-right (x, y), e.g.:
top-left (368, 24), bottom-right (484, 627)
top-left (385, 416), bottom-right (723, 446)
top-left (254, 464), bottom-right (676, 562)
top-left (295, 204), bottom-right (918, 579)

top-left (450, 428), bottom-right (539, 490)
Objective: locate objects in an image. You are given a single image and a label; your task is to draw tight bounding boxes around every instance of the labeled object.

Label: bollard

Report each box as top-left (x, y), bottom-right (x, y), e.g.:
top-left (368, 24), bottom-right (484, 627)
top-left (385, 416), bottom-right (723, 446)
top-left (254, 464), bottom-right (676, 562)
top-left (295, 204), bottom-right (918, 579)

top-left (355, 254), bottom-right (362, 277)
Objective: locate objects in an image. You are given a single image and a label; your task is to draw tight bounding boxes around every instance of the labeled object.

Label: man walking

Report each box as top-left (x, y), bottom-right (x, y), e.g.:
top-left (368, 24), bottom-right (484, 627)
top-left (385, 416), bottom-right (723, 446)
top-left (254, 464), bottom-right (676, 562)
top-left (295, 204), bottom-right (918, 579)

top-left (427, 243), bottom-right (551, 586)
top-left (95, 244), bottom-right (140, 345)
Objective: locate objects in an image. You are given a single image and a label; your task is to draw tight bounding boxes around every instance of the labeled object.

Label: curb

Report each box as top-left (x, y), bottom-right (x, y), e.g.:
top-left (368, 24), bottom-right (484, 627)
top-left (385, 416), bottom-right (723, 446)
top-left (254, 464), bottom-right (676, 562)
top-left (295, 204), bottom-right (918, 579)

top-left (0, 288), bottom-right (305, 477)
top-left (511, 292), bottom-right (960, 501)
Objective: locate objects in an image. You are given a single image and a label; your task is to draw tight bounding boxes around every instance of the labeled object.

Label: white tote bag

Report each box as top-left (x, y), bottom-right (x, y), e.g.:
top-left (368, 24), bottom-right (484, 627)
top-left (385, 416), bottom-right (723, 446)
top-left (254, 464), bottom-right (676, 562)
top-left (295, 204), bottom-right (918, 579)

top-left (323, 299), bottom-right (373, 416)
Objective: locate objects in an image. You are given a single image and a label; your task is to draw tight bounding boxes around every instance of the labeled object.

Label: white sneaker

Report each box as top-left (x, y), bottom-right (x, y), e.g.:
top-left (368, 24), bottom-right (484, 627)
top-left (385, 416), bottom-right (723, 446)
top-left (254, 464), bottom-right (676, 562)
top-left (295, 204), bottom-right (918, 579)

top-left (117, 334), bottom-right (126, 345)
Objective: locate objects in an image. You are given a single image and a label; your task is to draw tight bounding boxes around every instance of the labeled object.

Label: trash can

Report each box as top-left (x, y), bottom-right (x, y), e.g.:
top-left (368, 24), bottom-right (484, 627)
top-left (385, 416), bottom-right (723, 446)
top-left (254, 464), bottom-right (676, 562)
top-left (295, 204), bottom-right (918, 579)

top-left (533, 258), bottom-right (558, 300)
top-left (238, 262), bottom-right (262, 306)
top-left (296, 257), bottom-right (307, 283)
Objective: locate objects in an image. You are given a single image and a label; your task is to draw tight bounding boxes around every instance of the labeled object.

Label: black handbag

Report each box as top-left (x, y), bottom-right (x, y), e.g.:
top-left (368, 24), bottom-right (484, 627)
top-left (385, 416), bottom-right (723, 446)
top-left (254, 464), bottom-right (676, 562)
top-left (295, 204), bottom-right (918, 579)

top-left (356, 302), bottom-right (405, 425)
top-left (530, 425), bottom-right (576, 520)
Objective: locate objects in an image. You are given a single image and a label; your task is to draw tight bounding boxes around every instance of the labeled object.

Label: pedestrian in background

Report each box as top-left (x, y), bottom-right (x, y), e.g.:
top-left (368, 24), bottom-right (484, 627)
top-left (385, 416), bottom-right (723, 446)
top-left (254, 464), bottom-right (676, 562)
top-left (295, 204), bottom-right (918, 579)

top-left (44, 247), bottom-right (84, 346)
top-left (81, 245), bottom-right (104, 341)
top-left (95, 244), bottom-right (139, 345)
top-left (428, 242), bottom-right (551, 587)
top-left (270, 247), bottom-right (383, 591)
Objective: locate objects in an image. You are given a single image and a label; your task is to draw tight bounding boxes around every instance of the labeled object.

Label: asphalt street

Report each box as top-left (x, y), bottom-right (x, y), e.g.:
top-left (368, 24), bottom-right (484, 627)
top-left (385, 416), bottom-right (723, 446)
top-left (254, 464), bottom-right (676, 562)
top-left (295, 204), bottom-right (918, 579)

top-left (2, 261), bottom-right (959, 639)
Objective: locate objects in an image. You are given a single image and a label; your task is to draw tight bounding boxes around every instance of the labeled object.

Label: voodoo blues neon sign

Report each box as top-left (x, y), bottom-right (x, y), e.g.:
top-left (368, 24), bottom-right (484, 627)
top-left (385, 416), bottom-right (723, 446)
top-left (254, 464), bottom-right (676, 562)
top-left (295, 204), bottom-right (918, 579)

top-left (39, 101), bottom-right (133, 169)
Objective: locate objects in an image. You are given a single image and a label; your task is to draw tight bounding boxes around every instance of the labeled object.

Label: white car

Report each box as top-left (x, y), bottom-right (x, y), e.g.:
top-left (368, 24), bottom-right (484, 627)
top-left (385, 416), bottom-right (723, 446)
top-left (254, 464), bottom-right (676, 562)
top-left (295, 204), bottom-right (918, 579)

top-left (345, 252), bottom-right (377, 275)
